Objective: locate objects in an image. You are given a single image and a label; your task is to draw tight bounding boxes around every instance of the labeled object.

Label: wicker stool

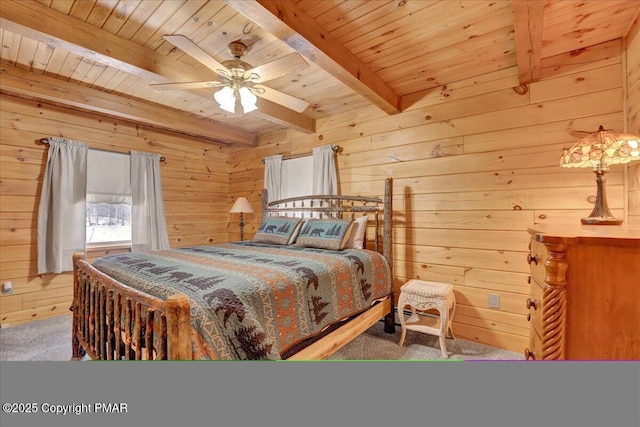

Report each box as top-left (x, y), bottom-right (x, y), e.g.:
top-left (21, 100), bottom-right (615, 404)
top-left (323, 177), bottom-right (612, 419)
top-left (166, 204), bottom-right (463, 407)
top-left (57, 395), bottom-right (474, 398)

top-left (398, 279), bottom-right (456, 358)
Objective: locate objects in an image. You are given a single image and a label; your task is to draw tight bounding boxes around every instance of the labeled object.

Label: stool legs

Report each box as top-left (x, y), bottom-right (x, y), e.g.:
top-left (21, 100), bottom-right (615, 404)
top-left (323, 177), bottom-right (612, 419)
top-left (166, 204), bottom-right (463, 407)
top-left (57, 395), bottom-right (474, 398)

top-left (439, 305), bottom-right (449, 359)
top-left (447, 299), bottom-right (456, 340)
top-left (397, 294), bottom-right (408, 347)
top-left (399, 324), bottom-right (407, 348)
top-left (439, 300), bottom-right (456, 358)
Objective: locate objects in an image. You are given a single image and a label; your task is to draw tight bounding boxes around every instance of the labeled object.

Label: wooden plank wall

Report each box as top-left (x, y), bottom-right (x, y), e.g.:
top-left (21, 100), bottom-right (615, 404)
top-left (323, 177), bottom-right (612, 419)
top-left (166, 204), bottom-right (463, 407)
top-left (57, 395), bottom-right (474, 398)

top-left (627, 18), bottom-right (640, 225)
top-left (1, 37), bottom-right (635, 352)
top-left (0, 95), bottom-right (229, 327)
top-left (227, 40), bottom-right (629, 353)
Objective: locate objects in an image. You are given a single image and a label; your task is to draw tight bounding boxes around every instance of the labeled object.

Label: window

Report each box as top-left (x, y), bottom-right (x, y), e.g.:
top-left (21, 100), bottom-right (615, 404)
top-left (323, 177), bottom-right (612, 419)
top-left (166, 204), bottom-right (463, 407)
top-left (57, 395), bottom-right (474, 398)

top-left (86, 150), bottom-right (131, 245)
top-left (86, 203), bottom-right (131, 244)
top-left (280, 156), bottom-right (313, 199)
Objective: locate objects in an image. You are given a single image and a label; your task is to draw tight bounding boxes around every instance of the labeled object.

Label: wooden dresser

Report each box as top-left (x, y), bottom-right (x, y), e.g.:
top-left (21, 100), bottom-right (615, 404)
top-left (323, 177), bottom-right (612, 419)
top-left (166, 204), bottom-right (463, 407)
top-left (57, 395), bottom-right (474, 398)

top-left (526, 224), bottom-right (640, 360)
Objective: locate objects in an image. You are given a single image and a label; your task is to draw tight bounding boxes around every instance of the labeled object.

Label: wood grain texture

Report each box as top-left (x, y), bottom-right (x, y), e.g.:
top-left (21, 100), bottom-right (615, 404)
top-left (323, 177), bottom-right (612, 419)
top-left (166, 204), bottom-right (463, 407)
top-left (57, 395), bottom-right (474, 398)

top-left (527, 225), bottom-right (640, 360)
top-left (0, 95), bottom-right (230, 327)
top-left (2, 1), bottom-right (637, 136)
top-left (228, 43), bottom-right (631, 353)
top-left (2, 1), bottom-right (639, 356)
top-left (626, 22), bottom-right (640, 224)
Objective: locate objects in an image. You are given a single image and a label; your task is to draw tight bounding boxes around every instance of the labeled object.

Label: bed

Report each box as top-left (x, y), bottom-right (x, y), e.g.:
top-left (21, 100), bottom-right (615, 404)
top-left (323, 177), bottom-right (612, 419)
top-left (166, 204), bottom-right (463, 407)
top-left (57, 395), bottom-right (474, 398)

top-left (71, 178), bottom-right (394, 360)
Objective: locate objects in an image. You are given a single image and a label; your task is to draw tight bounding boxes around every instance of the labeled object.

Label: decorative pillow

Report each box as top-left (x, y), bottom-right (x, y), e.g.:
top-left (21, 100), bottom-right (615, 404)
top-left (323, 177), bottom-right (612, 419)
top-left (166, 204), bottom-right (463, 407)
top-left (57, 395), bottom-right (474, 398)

top-left (295, 218), bottom-right (354, 250)
top-left (252, 216), bottom-right (302, 245)
top-left (344, 216), bottom-right (367, 249)
top-left (289, 218), bottom-right (306, 243)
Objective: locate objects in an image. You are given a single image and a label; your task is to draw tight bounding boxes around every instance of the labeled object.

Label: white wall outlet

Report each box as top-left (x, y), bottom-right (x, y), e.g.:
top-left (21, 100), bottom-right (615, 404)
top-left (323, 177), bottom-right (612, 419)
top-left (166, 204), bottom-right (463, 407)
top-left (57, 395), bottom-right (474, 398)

top-left (2, 281), bottom-right (14, 295)
top-left (488, 293), bottom-right (500, 309)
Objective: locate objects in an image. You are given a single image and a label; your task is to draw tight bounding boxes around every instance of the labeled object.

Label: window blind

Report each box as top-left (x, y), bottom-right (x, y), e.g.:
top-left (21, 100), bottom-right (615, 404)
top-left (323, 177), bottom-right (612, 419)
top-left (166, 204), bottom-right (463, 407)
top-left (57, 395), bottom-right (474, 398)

top-left (86, 150), bottom-right (131, 204)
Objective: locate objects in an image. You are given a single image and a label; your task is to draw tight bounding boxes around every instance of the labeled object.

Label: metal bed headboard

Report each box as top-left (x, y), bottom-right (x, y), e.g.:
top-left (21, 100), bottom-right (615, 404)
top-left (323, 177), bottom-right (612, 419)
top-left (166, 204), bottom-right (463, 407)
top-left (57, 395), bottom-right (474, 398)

top-left (259, 178), bottom-right (393, 265)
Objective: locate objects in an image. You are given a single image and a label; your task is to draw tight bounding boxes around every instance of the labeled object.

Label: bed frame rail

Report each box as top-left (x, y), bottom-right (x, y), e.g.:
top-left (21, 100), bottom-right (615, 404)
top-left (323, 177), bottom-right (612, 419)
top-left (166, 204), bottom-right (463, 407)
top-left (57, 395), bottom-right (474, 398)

top-left (72, 253), bottom-right (192, 360)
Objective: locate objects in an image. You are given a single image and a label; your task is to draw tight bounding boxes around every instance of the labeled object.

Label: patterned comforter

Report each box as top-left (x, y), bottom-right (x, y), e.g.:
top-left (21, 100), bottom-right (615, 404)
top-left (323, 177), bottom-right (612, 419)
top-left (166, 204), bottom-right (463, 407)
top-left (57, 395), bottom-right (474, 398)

top-left (91, 242), bottom-right (391, 360)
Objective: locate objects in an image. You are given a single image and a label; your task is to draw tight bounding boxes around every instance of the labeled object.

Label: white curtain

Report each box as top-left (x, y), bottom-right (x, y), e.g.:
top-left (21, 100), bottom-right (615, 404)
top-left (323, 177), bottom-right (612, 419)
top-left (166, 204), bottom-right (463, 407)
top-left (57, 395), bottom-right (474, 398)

top-left (263, 154), bottom-right (283, 202)
top-left (37, 138), bottom-right (88, 274)
top-left (130, 151), bottom-right (169, 252)
top-left (312, 145), bottom-right (338, 195)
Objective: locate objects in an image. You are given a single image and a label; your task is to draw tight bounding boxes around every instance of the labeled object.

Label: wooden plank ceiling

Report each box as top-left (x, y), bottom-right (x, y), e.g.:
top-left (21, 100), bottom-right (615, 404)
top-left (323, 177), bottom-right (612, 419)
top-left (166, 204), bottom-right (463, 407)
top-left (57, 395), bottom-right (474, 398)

top-left (1, 0), bottom-right (638, 146)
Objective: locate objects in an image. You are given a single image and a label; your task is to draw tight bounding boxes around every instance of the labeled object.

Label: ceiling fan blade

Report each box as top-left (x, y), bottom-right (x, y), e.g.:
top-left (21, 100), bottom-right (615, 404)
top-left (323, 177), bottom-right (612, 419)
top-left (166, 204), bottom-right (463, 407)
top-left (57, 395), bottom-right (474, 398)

top-left (163, 35), bottom-right (226, 74)
top-left (247, 53), bottom-right (309, 84)
top-left (149, 81), bottom-right (222, 91)
top-left (252, 85), bottom-right (310, 113)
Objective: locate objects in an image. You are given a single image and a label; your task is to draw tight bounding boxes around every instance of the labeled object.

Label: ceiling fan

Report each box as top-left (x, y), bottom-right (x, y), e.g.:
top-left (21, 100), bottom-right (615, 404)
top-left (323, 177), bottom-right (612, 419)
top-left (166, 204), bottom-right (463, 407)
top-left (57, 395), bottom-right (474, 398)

top-left (150, 35), bottom-right (310, 115)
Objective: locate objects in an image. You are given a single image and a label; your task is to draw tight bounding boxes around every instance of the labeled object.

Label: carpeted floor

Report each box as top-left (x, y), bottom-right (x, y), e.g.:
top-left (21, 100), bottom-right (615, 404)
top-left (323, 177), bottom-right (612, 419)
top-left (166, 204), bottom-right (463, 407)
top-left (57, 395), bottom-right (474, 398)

top-left (0, 314), bottom-right (523, 361)
top-left (0, 315), bottom-right (75, 361)
top-left (328, 320), bottom-right (523, 360)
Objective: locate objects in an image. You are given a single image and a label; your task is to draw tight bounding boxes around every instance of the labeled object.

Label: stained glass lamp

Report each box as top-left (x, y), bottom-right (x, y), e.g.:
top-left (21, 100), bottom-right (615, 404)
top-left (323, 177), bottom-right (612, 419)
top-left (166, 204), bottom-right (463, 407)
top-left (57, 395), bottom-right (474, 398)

top-left (560, 126), bottom-right (640, 225)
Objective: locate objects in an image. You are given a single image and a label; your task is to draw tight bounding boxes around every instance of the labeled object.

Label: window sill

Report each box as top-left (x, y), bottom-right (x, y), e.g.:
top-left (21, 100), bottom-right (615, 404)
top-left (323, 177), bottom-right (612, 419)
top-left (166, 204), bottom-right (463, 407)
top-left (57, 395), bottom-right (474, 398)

top-left (86, 243), bottom-right (131, 258)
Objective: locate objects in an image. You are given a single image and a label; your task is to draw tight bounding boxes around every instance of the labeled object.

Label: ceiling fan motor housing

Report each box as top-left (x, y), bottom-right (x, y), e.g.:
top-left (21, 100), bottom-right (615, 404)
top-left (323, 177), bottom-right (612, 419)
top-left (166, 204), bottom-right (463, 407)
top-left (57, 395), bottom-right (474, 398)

top-left (221, 41), bottom-right (255, 81)
top-left (227, 40), bottom-right (248, 59)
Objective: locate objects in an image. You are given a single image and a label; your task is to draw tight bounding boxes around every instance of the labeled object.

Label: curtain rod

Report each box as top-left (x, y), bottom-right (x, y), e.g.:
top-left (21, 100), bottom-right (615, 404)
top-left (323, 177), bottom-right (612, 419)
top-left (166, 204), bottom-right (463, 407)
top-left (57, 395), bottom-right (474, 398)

top-left (261, 144), bottom-right (341, 164)
top-left (39, 138), bottom-right (166, 162)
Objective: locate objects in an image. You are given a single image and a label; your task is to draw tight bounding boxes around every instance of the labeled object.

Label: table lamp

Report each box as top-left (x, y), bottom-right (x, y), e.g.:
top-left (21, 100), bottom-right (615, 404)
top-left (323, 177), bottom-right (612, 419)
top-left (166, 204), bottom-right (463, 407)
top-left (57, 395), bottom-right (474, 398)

top-left (560, 125), bottom-right (639, 224)
top-left (230, 197), bottom-right (254, 240)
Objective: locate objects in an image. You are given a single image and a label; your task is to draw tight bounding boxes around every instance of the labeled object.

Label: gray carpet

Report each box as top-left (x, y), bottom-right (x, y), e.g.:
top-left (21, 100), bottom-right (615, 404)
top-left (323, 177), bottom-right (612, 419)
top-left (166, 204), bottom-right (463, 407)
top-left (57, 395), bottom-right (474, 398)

top-left (328, 321), bottom-right (523, 361)
top-left (0, 315), bottom-right (75, 361)
top-left (0, 314), bottom-right (523, 361)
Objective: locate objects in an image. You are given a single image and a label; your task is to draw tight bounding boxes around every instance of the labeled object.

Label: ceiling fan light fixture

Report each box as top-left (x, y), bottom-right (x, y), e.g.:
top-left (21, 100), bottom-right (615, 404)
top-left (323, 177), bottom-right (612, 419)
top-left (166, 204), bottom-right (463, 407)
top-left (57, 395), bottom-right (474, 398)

top-left (214, 86), bottom-right (236, 113)
top-left (239, 87), bottom-right (257, 113)
top-left (214, 86), bottom-right (257, 115)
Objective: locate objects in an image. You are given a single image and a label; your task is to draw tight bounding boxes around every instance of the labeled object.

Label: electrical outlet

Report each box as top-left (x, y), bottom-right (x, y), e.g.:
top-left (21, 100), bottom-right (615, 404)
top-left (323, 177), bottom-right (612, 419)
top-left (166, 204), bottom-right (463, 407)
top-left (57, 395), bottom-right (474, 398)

top-left (488, 293), bottom-right (500, 309)
top-left (2, 281), bottom-right (14, 295)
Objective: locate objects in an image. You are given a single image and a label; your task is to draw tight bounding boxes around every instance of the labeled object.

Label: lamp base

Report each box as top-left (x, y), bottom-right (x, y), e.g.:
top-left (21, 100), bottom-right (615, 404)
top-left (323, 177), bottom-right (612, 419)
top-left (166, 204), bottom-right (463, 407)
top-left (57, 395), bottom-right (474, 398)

top-left (581, 216), bottom-right (623, 225)
top-left (580, 167), bottom-right (623, 225)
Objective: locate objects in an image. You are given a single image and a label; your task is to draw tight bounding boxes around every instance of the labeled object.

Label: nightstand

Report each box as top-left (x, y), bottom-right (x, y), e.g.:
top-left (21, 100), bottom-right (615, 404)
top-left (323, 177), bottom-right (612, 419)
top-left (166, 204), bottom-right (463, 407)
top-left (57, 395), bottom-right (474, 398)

top-left (398, 279), bottom-right (456, 358)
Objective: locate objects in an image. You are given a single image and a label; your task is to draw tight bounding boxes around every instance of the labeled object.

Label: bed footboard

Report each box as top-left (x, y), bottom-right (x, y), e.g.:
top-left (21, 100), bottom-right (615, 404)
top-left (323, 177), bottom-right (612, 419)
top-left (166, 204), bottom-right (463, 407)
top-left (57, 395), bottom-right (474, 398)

top-left (72, 253), bottom-right (192, 360)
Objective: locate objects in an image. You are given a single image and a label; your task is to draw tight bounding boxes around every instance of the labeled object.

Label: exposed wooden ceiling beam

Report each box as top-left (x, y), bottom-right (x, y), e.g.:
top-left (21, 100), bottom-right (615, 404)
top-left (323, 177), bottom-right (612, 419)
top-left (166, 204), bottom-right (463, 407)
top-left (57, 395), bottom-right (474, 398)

top-left (254, 99), bottom-right (316, 134)
top-left (513, 0), bottom-right (545, 85)
top-left (0, 65), bottom-right (256, 147)
top-left (624, 5), bottom-right (640, 40)
top-left (0, 0), bottom-right (314, 135)
top-left (225, 0), bottom-right (400, 115)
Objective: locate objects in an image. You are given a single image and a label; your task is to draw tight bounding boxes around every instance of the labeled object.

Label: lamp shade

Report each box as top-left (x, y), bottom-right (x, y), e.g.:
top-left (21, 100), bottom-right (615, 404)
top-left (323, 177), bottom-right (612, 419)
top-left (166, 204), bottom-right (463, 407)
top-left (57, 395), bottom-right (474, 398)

top-left (559, 126), bottom-right (640, 225)
top-left (214, 86), bottom-right (236, 113)
top-left (230, 197), bottom-right (254, 214)
top-left (560, 126), bottom-right (640, 169)
top-left (214, 86), bottom-right (258, 115)
top-left (238, 87), bottom-right (258, 113)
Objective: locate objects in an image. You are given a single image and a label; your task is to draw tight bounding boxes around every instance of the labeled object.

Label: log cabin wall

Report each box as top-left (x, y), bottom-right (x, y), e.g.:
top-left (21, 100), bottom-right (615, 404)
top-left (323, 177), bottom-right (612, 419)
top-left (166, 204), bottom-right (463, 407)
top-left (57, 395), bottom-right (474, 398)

top-left (0, 95), bottom-right (230, 327)
top-left (1, 37), bottom-right (637, 353)
top-left (227, 40), bottom-right (633, 353)
top-left (627, 17), bottom-right (640, 225)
